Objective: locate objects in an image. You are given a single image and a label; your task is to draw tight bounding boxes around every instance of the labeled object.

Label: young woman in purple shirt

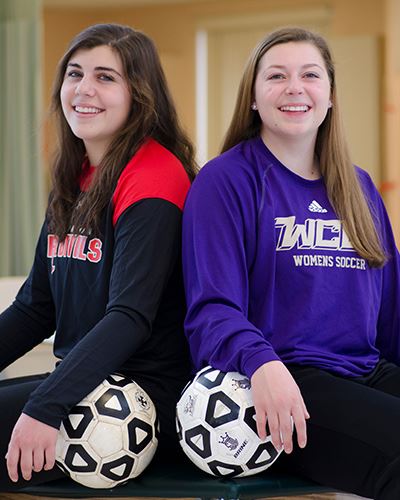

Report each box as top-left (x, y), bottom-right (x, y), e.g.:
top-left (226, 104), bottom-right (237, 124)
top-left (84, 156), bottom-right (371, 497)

top-left (183, 27), bottom-right (400, 499)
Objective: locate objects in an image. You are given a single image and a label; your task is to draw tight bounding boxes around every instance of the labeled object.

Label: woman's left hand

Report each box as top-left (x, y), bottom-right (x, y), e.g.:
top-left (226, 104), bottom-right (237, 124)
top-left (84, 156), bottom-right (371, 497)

top-left (6, 413), bottom-right (58, 482)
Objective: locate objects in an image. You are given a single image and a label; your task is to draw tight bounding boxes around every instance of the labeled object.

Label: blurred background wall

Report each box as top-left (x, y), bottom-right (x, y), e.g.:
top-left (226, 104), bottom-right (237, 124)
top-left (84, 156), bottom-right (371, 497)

top-left (1, 0), bottom-right (399, 277)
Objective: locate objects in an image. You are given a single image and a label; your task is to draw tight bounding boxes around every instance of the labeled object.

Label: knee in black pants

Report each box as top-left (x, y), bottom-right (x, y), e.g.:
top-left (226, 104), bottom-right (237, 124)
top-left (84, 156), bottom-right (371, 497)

top-left (375, 454), bottom-right (400, 500)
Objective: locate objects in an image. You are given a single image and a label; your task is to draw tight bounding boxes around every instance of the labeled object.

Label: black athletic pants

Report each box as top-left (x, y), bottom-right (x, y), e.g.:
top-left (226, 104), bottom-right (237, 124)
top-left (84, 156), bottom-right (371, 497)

top-left (276, 359), bottom-right (400, 499)
top-left (0, 372), bottom-right (185, 491)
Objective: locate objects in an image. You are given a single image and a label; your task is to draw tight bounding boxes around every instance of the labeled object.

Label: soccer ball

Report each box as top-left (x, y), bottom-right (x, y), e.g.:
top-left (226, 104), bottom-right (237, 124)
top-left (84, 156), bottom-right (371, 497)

top-left (176, 366), bottom-right (282, 477)
top-left (56, 374), bottom-right (158, 488)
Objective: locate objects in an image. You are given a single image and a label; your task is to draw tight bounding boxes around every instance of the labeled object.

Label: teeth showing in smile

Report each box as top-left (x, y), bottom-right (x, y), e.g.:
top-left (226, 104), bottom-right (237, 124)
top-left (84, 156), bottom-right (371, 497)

top-left (74, 106), bottom-right (102, 114)
top-left (279, 105), bottom-right (309, 112)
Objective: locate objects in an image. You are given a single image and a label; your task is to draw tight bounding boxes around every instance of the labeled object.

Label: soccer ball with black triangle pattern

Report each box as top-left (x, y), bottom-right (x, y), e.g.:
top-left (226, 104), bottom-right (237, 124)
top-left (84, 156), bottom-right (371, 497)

top-left (55, 374), bottom-right (158, 488)
top-left (176, 366), bottom-right (282, 477)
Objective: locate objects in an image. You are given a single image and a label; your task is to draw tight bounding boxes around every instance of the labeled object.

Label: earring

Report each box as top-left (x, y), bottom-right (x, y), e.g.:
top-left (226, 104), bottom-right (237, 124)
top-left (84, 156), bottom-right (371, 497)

top-left (328, 100), bottom-right (333, 108)
top-left (251, 102), bottom-right (257, 110)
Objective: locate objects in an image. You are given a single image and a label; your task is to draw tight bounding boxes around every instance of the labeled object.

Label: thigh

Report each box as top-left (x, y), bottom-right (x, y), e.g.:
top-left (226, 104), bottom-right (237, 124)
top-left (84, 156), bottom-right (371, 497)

top-left (279, 365), bottom-right (400, 499)
top-left (0, 373), bottom-right (64, 491)
top-left (363, 358), bottom-right (400, 397)
top-left (135, 376), bottom-right (187, 463)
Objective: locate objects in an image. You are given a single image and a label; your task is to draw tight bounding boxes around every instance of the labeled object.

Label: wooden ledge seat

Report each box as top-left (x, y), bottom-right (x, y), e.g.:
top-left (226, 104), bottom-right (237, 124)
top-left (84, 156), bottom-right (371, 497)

top-left (17, 460), bottom-right (333, 499)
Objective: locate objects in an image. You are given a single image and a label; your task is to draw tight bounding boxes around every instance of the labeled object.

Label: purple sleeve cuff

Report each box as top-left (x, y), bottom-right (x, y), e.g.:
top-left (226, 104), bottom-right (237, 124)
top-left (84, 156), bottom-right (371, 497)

top-left (241, 347), bottom-right (281, 379)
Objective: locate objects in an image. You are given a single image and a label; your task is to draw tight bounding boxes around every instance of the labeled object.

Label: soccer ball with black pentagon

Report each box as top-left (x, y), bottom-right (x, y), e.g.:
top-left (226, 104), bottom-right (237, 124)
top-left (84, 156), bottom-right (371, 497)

top-left (56, 374), bottom-right (158, 488)
top-left (176, 366), bottom-right (282, 477)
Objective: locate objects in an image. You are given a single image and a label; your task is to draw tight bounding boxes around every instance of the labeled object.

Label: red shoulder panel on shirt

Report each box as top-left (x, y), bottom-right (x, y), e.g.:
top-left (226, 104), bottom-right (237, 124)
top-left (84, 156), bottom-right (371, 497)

top-left (112, 139), bottom-right (191, 226)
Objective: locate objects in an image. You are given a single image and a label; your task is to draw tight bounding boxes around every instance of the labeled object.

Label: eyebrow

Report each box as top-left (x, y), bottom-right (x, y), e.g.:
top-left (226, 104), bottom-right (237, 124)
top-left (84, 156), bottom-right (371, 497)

top-left (66, 62), bottom-right (123, 78)
top-left (265, 63), bottom-right (325, 71)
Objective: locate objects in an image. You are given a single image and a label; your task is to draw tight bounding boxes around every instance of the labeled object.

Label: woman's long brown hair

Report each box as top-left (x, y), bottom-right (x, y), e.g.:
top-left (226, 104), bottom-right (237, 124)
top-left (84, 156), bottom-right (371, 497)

top-left (48, 23), bottom-right (197, 239)
top-left (222, 27), bottom-right (386, 267)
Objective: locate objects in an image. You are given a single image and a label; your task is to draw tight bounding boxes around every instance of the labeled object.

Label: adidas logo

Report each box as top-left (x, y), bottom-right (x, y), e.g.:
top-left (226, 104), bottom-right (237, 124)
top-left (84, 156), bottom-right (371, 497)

top-left (308, 200), bottom-right (327, 213)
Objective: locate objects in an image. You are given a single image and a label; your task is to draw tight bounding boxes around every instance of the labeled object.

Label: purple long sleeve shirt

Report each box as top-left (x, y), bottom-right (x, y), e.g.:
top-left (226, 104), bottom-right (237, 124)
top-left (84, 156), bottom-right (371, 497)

top-left (182, 137), bottom-right (400, 379)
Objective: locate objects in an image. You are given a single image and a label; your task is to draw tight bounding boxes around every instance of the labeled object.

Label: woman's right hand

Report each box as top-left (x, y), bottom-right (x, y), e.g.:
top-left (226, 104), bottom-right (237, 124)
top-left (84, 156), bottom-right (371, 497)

top-left (6, 413), bottom-right (58, 482)
top-left (250, 360), bottom-right (309, 454)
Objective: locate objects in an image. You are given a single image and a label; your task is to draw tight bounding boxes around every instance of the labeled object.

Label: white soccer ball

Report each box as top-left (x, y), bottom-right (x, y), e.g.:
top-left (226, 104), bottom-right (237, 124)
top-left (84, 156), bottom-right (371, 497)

top-left (176, 366), bottom-right (282, 477)
top-left (56, 374), bottom-right (158, 488)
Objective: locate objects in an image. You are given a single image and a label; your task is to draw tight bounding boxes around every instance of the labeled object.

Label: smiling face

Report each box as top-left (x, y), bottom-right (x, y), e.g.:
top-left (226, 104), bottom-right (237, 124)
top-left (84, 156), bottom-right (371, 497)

top-left (60, 45), bottom-right (131, 165)
top-left (253, 41), bottom-right (332, 149)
